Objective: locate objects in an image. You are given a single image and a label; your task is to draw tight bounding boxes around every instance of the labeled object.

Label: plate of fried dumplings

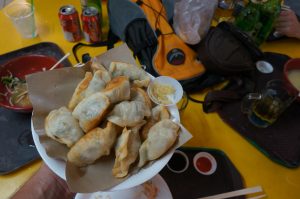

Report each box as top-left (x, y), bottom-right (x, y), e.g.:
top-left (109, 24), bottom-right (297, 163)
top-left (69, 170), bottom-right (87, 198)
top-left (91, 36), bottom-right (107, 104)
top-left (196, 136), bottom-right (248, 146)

top-left (30, 59), bottom-right (190, 192)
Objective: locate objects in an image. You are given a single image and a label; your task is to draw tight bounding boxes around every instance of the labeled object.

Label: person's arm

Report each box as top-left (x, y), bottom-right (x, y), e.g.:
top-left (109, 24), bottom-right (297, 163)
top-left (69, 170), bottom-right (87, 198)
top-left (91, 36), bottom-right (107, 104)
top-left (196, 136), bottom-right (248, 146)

top-left (275, 9), bottom-right (300, 39)
top-left (11, 163), bottom-right (75, 199)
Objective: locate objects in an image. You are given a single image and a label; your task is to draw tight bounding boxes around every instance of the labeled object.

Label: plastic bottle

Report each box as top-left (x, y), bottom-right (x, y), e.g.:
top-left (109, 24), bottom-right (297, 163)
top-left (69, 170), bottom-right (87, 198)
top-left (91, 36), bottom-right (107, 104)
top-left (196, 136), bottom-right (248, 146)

top-left (234, 0), bottom-right (281, 45)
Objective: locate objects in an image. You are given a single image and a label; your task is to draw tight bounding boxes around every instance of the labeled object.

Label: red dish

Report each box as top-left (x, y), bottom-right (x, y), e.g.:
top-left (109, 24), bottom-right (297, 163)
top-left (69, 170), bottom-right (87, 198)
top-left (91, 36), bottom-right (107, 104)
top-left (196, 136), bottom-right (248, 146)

top-left (283, 58), bottom-right (300, 101)
top-left (0, 55), bottom-right (63, 112)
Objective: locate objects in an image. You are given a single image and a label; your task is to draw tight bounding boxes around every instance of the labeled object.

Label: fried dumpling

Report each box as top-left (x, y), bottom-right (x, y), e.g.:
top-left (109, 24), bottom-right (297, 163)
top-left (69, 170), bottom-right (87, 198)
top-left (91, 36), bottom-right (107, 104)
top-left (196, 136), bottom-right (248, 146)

top-left (84, 69), bottom-right (111, 98)
top-left (107, 101), bottom-right (147, 127)
top-left (91, 61), bottom-right (107, 73)
top-left (68, 72), bottom-right (93, 110)
top-left (141, 105), bottom-right (170, 140)
top-left (112, 121), bottom-right (146, 178)
top-left (102, 76), bottom-right (130, 104)
top-left (72, 92), bottom-right (110, 132)
top-left (130, 87), bottom-right (151, 117)
top-left (109, 62), bottom-right (151, 88)
top-left (67, 122), bottom-right (121, 167)
top-left (151, 105), bottom-right (170, 120)
top-left (138, 119), bottom-right (180, 167)
top-left (45, 106), bottom-right (84, 147)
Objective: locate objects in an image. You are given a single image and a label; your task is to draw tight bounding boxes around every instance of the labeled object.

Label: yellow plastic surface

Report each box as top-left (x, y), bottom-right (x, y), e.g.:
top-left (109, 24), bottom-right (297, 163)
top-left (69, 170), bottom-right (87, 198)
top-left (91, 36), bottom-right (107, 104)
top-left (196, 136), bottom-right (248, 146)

top-left (0, 1), bottom-right (300, 199)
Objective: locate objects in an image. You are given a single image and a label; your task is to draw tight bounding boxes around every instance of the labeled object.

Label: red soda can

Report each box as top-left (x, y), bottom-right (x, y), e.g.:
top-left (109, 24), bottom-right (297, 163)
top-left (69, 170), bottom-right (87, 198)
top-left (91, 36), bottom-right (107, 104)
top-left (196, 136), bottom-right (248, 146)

top-left (81, 6), bottom-right (102, 43)
top-left (58, 5), bottom-right (82, 42)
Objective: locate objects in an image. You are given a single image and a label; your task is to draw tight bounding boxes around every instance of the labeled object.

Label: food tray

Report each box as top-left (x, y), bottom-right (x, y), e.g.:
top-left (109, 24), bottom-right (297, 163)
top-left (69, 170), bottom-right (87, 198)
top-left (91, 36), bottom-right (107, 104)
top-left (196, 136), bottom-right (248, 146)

top-left (0, 42), bottom-right (72, 174)
top-left (160, 147), bottom-right (245, 199)
top-left (218, 52), bottom-right (300, 168)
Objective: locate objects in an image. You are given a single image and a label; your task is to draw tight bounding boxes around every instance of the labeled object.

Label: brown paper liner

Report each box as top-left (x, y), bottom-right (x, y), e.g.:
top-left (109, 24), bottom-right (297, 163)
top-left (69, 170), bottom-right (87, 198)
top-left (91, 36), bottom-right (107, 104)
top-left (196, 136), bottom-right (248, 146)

top-left (27, 44), bottom-right (192, 193)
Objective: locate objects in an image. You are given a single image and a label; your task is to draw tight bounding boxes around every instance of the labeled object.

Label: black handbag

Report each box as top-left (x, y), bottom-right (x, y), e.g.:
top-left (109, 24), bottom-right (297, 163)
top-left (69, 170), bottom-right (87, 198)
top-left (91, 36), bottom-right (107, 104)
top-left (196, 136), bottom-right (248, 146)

top-left (197, 22), bottom-right (263, 75)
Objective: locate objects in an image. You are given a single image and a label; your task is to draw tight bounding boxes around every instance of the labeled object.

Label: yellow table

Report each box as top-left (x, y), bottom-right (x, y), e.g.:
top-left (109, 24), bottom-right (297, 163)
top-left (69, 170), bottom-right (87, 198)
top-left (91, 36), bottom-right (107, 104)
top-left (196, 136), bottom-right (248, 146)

top-left (0, 1), bottom-right (300, 199)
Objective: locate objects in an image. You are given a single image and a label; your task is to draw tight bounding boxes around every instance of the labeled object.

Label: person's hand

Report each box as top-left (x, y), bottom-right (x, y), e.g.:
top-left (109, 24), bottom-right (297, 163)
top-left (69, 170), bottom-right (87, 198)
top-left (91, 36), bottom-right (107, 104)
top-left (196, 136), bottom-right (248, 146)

top-left (12, 163), bottom-right (75, 199)
top-left (275, 9), bottom-right (300, 39)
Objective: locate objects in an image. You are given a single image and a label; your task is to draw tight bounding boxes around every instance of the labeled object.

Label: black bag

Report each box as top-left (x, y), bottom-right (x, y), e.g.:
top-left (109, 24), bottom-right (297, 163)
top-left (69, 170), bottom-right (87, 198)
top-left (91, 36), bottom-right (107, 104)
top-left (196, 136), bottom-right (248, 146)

top-left (197, 22), bottom-right (263, 75)
top-left (191, 22), bottom-right (264, 111)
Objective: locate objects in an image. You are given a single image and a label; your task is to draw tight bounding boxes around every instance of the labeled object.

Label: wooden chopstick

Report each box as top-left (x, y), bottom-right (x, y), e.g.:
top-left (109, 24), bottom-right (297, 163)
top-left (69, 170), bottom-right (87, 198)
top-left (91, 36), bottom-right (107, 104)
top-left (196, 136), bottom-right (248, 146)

top-left (248, 194), bottom-right (267, 199)
top-left (49, 52), bottom-right (70, 70)
top-left (197, 186), bottom-right (263, 199)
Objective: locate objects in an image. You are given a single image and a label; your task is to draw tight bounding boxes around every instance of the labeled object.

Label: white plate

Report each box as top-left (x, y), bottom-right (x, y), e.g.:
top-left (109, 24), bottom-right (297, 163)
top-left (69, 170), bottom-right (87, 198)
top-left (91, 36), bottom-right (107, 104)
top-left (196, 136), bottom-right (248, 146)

top-left (75, 175), bottom-right (173, 199)
top-left (31, 106), bottom-right (180, 191)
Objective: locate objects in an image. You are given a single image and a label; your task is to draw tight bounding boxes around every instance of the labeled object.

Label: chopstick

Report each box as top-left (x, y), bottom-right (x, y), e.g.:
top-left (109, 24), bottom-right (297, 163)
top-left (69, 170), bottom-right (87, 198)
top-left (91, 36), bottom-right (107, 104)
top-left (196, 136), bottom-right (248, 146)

top-left (197, 186), bottom-right (263, 199)
top-left (49, 52), bottom-right (70, 70)
top-left (20, 53), bottom-right (71, 97)
top-left (248, 194), bottom-right (267, 199)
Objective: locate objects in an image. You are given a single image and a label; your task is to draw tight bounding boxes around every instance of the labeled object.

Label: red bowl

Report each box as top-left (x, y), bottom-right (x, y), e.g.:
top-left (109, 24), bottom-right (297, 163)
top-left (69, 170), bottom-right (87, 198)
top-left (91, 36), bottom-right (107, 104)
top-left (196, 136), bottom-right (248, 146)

top-left (0, 55), bottom-right (63, 112)
top-left (283, 58), bottom-right (300, 101)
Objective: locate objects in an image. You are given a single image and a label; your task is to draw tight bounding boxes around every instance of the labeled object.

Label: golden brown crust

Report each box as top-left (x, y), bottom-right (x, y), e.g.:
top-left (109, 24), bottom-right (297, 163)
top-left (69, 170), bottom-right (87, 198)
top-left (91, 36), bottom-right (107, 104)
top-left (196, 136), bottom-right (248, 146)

top-left (103, 76), bottom-right (129, 91)
top-left (72, 93), bottom-right (110, 133)
top-left (131, 87), bottom-right (152, 117)
top-left (84, 102), bottom-right (110, 133)
top-left (140, 106), bottom-right (170, 141)
top-left (138, 119), bottom-right (180, 167)
top-left (45, 107), bottom-right (84, 147)
top-left (67, 122), bottom-right (121, 167)
top-left (91, 61), bottom-right (107, 74)
top-left (109, 62), bottom-right (151, 88)
top-left (68, 72), bottom-right (93, 110)
top-left (101, 76), bottom-right (130, 104)
top-left (136, 87), bottom-right (152, 111)
top-left (140, 119), bottom-right (156, 141)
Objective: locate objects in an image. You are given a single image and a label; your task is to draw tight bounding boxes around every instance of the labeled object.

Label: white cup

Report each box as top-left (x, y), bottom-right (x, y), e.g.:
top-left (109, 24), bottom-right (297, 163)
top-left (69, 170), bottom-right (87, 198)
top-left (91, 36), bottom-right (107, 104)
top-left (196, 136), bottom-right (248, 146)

top-left (4, 2), bottom-right (38, 38)
top-left (147, 76), bottom-right (183, 106)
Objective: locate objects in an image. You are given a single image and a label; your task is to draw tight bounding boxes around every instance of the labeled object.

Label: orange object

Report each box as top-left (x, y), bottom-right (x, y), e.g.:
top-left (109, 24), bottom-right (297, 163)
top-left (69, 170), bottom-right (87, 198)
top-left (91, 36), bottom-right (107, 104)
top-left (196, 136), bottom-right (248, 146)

top-left (132, 0), bottom-right (205, 81)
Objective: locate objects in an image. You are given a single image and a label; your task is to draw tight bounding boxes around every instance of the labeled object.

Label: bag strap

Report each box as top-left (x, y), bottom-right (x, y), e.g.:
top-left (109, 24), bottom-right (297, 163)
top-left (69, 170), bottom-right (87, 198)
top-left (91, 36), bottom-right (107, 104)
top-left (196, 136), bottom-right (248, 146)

top-left (72, 29), bottom-right (119, 63)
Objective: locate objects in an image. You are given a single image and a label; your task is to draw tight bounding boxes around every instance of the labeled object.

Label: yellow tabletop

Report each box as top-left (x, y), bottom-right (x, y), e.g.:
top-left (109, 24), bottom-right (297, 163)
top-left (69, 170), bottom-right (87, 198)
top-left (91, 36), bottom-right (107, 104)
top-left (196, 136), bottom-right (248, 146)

top-left (0, 1), bottom-right (300, 199)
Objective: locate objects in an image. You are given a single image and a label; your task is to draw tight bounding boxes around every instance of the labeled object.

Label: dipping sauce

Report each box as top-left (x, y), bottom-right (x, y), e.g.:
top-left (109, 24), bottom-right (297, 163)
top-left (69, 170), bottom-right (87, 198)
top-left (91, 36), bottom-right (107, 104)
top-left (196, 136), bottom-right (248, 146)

top-left (149, 82), bottom-right (175, 105)
top-left (196, 157), bottom-right (212, 173)
top-left (287, 69), bottom-right (300, 91)
top-left (167, 150), bottom-right (189, 173)
top-left (193, 152), bottom-right (217, 175)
